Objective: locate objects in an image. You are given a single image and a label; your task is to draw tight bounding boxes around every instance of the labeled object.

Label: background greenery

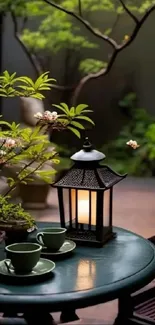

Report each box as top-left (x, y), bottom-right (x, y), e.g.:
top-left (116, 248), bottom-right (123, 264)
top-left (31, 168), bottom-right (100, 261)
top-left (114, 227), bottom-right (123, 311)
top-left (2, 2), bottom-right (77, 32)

top-left (101, 93), bottom-right (155, 176)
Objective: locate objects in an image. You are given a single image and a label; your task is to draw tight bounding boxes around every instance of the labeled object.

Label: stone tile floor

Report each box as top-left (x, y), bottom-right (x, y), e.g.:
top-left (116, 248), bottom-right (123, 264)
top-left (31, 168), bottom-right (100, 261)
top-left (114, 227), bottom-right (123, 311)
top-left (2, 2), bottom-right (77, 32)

top-left (30, 177), bottom-right (155, 324)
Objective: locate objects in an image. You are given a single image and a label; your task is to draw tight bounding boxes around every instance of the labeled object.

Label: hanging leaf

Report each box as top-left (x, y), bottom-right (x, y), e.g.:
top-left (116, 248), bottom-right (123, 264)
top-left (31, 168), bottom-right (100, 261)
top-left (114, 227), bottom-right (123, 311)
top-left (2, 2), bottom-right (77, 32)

top-left (67, 126), bottom-right (81, 138)
top-left (70, 121), bottom-right (85, 129)
top-left (52, 104), bottom-right (67, 114)
top-left (60, 103), bottom-right (70, 114)
top-left (76, 115), bottom-right (95, 125)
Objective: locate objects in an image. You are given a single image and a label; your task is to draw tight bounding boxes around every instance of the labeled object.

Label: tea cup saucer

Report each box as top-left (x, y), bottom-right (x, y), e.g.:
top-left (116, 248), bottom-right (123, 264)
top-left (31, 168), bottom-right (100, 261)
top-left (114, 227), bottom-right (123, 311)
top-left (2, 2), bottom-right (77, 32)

top-left (41, 240), bottom-right (76, 256)
top-left (0, 258), bottom-right (55, 278)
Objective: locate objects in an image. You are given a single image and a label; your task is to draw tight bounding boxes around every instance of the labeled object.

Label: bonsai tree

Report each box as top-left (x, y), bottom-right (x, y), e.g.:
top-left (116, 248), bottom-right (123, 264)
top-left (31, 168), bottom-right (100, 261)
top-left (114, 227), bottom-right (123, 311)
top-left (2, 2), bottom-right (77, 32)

top-left (1, 0), bottom-right (155, 106)
top-left (0, 70), bottom-right (94, 235)
top-left (43, 0), bottom-right (155, 105)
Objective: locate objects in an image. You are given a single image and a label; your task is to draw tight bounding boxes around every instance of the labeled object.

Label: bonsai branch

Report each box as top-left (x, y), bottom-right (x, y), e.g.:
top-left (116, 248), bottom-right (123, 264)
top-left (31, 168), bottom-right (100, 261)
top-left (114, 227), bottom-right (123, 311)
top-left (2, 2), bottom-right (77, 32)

top-left (11, 12), bottom-right (41, 77)
top-left (43, 0), bottom-right (118, 50)
top-left (78, 0), bottom-right (82, 17)
top-left (3, 158), bottom-right (51, 197)
top-left (71, 4), bottom-right (155, 104)
top-left (119, 0), bottom-right (139, 24)
top-left (11, 12), bottom-right (74, 92)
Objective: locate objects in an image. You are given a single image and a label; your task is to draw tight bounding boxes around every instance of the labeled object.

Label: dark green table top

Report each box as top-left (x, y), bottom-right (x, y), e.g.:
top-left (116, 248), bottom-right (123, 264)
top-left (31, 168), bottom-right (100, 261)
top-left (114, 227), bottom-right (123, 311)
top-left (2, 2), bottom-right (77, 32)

top-left (0, 222), bottom-right (155, 312)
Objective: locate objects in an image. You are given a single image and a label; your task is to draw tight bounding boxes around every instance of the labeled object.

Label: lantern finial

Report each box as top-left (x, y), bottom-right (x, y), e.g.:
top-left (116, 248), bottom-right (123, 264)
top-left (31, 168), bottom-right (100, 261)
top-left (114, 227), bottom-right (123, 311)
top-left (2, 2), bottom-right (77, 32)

top-left (83, 137), bottom-right (93, 152)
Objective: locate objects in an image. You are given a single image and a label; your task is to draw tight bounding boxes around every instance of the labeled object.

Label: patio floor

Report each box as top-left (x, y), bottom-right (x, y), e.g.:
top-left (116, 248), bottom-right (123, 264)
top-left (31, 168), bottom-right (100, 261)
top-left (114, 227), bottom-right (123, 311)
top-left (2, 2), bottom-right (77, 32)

top-left (31, 177), bottom-right (155, 324)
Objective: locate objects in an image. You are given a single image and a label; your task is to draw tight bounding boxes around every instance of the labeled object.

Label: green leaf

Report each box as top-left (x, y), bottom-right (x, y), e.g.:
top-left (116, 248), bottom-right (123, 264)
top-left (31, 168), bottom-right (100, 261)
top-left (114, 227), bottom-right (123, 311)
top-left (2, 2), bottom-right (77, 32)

top-left (17, 76), bottom-right (35, 87)
top-left (75, 104), bottom-right (89, 114)
top-left (76, 116), bottom-right (95, 125)
top-left (70, 121), bottom-right (85, 129)
top-left (80, 110), bottom-right (93, 113)
top-left (69, 107), bottom-right (75, 116)
top-left (3, 70), bottom-right (10, 79)
top-left (0, 121), bottom-right (12, 128)
top-left (60, 103), bottom-right (70, 114)
top-left (67, 126), bottom-right (81, 138)
top-left (17, 85), bottom-right (34, 91)
top-left (52, 104), bottom-right (67, 114)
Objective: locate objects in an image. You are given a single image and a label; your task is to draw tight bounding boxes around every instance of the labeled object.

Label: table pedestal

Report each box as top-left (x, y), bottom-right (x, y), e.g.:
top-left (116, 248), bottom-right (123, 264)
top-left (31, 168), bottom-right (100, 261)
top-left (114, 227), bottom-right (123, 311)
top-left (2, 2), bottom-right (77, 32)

top-left (114, 296), bottom-right (134, 324)
top-left (60, 310), bottom-right (79, 323)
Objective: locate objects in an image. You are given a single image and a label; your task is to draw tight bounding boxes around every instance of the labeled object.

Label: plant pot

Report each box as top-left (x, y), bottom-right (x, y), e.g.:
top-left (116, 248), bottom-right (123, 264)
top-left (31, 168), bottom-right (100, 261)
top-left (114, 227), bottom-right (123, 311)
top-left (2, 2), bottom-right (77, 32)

top-left (0, 220), bottom-right (36, 245)
top-left (19, 183), bottom-right (50, 209)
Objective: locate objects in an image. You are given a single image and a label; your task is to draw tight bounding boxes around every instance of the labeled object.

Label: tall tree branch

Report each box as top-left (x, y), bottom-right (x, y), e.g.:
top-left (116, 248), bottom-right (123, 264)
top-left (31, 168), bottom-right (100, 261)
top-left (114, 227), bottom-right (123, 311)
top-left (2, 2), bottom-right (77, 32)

top-left (42, 1), bottom-right (155, 104)
top-left (43, 0), bottom-right (119, 50)
top-left (119, 0), bottom-right (139, 24)
top-left (11, 12), bottom-right (74, 92)
top-left (71, 4), bottom-right (155, 105)
top-left (11, 12), bottom-right (42, 77)
top-left (78, 0), bottom-right (82, 17)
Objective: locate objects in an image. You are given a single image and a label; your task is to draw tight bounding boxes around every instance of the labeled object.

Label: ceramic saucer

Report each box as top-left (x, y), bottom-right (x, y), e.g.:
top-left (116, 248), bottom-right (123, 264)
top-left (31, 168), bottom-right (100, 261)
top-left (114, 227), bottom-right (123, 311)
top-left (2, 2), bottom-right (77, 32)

top-left (41, 240), bottom-right (76, 256)
top-left (0, 258), bottom-right (55, 278)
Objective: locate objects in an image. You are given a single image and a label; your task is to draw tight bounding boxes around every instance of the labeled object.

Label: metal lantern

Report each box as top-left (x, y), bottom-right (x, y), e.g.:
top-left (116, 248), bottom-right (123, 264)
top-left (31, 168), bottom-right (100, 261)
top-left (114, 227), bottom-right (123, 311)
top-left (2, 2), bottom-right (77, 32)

top-left (53, 138), bottom-right (127, 246)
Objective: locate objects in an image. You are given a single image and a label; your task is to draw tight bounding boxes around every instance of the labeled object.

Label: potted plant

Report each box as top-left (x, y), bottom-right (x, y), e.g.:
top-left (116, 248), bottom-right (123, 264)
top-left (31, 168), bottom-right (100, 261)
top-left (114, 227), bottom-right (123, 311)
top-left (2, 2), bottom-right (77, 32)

top-left (0, 70), bottom-right (94, 243)
top-left (0, 196), bottom-right (35, 244)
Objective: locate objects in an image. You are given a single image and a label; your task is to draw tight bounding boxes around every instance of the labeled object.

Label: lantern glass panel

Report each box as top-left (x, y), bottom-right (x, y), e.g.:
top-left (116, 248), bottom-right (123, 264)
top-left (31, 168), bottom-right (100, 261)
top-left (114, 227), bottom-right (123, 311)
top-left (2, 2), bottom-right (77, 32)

top-left (71, 189), bottom-right (96, 226)
top-left (103, 189), bottom-right (110, 227)
top-left (63, 188), bottom-right (77, 227)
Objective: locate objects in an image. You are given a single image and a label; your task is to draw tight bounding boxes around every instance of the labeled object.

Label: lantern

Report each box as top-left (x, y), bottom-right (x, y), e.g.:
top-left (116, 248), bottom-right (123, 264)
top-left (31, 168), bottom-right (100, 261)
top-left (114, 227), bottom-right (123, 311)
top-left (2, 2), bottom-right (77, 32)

top-left (53, 138), bottom-right (127, 246)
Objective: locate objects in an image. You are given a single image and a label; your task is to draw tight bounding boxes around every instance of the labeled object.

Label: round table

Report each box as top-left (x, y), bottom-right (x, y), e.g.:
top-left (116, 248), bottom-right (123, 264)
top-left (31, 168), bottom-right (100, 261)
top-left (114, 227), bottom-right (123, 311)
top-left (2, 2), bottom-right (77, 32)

top-left (0, 225), bottom-right (155, 324)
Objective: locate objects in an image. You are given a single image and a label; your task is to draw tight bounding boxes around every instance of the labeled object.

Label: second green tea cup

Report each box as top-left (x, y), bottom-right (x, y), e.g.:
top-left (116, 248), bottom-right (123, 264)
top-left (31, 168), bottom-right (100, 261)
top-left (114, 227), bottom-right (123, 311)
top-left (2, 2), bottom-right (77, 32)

top-left (36, 227), bottom-right (66, 251)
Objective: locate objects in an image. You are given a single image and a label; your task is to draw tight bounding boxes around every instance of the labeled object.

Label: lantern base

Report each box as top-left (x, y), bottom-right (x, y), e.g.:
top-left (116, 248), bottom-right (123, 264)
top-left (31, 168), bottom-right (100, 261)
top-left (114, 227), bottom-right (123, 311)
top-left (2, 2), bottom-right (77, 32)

top-left (66, 228), bottom-right (116, 247)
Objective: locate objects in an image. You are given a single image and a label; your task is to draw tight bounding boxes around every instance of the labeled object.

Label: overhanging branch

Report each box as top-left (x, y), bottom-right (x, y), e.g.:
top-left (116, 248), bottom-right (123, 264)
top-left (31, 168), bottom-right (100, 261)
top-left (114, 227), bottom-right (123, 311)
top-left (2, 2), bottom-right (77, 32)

top-left (11, 12), bottom-right (74, 92)
top-left (11, 12), bottom-right (41, 77)
top-left (71, 4), bottom-right (155, 105)
top-left (78, 0), bottom-right (82, 17)
top-left (119, 0), bottom-right (139, 24)
top-left (43, 0), bottom-right (118, 50)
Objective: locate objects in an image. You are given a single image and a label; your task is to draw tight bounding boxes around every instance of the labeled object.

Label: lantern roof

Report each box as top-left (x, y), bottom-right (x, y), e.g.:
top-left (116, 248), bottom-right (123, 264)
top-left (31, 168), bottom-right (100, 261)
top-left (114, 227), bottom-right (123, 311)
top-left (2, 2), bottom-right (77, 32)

top-left (71, 137), bottom-right (105, 162)
top-left (54, 138), bottom-right (127, 190)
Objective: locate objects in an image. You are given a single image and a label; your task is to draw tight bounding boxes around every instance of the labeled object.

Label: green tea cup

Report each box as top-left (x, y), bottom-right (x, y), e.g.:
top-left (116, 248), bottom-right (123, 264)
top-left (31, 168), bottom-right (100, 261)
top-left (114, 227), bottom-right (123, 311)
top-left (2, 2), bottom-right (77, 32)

top-left (36, 227), bottom-right (66, 251)
top-left (5, 242), bottom-right (42, 274)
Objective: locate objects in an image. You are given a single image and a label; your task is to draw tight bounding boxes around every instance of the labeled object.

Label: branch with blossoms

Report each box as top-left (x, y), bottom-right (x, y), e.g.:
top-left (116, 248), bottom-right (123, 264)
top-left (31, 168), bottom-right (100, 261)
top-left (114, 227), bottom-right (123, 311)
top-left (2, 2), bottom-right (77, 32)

top-left (0, 71), bottom-right (94, 197)
top-left (0, 126), bottom-right (58, 195)
top-left (34, 102), bottom-right (94, 138)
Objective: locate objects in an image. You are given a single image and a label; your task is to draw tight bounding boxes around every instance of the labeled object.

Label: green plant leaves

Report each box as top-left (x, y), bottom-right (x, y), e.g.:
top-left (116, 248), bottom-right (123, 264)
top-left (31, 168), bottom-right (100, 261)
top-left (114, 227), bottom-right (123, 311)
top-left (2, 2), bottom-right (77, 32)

top-left (0, 71), bottom-right (54, 99)
top-left (52, 102), bottom-right (94, 137)
top-left (79, 59), bottom-right (107, 74)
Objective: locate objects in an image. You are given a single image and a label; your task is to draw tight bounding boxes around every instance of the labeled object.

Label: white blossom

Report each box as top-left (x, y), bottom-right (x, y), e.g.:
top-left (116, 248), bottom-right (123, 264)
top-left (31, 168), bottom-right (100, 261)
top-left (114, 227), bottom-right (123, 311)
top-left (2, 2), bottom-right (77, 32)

top-left (0, 150), bottom-right (6, 156)
top-left (43, 111), bottom-right (58, 121)
top-left (4, 138), bottom-right (16, 148)
top-left (34, 112), bottom-right (43, 119)
top-left (126, 140), bottom-right (140, 149)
